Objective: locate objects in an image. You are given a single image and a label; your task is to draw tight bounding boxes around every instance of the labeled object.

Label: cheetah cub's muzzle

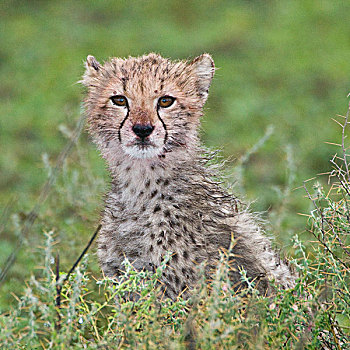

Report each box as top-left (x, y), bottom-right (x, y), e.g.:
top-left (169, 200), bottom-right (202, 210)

top-left (116, 99), bottom-right (170, 159)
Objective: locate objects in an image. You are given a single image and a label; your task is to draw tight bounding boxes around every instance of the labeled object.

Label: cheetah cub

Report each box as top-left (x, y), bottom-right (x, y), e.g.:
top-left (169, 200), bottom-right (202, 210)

top-left (82, 53), bottom-right (295, 299)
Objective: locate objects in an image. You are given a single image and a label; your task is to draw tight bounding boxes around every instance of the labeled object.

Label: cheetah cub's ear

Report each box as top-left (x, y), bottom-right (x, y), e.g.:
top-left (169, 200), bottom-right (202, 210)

top-left (81, 55), bottom-right (101, 87)
top-left (189, 53), bottom-right (215, 105)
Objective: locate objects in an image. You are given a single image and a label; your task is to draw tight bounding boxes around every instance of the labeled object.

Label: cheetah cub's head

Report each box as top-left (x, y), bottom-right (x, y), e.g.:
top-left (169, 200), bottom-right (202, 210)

top-left (81, 53), bottom-right (214, 162)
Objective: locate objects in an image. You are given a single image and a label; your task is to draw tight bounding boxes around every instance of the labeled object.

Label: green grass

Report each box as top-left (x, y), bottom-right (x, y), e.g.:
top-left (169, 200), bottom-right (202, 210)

top-left (1, 0), bottom-right (350, 347)
top-left (1, 174), bottom-right (349, 348)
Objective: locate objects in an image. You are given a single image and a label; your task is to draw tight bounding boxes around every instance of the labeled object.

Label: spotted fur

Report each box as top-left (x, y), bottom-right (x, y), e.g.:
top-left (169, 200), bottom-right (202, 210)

top-left (81, 53), bottom-right (296, 299)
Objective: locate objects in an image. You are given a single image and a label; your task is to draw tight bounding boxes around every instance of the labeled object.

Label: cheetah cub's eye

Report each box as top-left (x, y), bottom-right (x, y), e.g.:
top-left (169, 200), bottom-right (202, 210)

top-left (110, 95), bottom-right (128, 107)
top-left (158, 96), bottom-right (175, 108)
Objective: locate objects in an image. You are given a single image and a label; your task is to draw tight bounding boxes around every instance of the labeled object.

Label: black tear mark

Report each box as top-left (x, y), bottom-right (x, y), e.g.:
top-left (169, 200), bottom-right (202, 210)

top-left (156, 107), bottom-right (168, 144)
top-left (118, 105), bottom-right (129, 143)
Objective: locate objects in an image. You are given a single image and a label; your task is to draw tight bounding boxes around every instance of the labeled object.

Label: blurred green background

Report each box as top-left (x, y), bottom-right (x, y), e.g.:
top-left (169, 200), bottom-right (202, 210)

top-left (0, 0), bottom-right (350, 309)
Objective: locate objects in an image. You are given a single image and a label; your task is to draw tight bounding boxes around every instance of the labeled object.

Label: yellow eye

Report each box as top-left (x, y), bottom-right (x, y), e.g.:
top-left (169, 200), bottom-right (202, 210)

top-left (158, 96), bottom-right (175, 108)
top-left (110, 95), bottom-right (127, 106)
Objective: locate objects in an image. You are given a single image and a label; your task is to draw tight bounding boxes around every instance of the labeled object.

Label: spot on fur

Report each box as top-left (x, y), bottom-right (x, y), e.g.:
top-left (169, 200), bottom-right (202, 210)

top-left (154, 204), bottom-right (161, 213)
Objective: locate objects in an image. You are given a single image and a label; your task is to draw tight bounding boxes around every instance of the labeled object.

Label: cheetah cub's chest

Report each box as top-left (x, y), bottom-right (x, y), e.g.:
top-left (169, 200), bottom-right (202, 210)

top-left (100, 160), bottom-right (219, 299)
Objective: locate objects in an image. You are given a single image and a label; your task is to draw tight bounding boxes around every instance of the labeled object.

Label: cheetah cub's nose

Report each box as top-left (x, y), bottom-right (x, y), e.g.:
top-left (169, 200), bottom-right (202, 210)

top-left (132, 124), bottom-right (154, 139)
